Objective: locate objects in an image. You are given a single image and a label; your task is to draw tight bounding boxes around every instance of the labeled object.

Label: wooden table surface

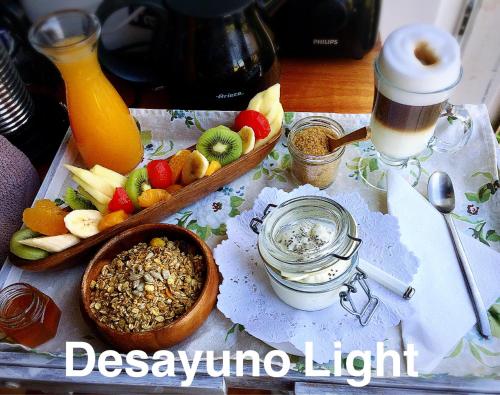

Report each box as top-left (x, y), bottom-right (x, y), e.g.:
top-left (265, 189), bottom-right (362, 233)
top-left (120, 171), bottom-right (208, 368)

top-left (280, 51), bottom-right (378, 114)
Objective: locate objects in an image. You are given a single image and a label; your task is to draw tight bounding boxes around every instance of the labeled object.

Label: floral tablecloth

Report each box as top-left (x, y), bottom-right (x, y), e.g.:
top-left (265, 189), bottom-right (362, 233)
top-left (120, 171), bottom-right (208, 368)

top-left (1, 105), bottom-right (499, 379)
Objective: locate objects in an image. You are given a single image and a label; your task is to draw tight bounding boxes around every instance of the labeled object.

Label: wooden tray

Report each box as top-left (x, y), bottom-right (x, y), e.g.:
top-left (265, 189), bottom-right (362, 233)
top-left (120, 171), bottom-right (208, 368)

top-left (10, 130), bottom-right (281, 272)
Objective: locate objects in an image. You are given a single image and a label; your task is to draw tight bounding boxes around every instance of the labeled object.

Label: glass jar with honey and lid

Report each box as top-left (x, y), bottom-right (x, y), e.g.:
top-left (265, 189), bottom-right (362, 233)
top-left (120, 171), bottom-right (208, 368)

top-left (0, 283), bottom-right (61, 347)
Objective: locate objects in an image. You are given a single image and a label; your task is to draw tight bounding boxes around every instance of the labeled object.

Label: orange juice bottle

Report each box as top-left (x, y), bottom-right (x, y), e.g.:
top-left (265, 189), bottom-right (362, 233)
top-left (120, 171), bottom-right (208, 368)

top-left (28, 10), bottom-right (143, 174)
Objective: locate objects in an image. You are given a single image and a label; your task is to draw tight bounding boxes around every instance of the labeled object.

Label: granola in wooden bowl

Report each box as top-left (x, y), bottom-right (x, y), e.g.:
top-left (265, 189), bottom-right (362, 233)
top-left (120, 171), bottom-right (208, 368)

top-left (81, 224), bottom-right (219, 352)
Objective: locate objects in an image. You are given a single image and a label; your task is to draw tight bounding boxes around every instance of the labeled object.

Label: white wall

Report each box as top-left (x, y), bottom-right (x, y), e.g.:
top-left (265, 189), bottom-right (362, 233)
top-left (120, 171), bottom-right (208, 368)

top-left (379, 0), bottom-right (500, 126)
top-left (379, 0), bottom-right (465, 40)
top-left (452, 0), bottom-right (500, 126)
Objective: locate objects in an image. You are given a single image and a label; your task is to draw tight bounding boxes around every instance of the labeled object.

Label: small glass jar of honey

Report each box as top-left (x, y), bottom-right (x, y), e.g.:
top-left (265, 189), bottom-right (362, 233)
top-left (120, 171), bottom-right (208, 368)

top-left (0, 283), bottom-right (61, 347)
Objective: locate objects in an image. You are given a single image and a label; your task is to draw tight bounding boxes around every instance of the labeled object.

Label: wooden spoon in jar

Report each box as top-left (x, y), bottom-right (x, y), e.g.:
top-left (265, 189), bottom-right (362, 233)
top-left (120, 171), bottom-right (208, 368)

top-left (327, 126), bottom-right (371, 151)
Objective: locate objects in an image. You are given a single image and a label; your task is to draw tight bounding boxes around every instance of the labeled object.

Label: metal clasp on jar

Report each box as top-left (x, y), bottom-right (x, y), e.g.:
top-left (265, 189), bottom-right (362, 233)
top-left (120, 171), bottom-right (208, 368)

top-left (330, 234), bottom-right (362, 261)
top-left (250, 203), bottom-right (277, 234)
top-left (339, 269), bottom-right (379, 326)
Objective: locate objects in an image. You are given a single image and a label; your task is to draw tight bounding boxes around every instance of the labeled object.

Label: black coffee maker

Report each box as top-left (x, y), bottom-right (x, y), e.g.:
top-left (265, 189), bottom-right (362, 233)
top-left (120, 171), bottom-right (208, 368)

top-left (97, 0), bottom-right (282, 109)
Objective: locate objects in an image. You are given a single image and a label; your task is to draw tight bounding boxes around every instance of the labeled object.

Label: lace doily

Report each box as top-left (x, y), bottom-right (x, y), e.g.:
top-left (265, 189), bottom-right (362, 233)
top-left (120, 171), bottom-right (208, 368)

top-left (215, 185), bottom-right (419, 363)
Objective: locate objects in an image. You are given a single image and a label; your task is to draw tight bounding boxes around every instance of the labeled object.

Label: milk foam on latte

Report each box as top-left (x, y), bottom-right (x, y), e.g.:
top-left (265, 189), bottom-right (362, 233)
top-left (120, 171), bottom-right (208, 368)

top-left (371, 24), bottom-right (462, 159)
top-left (378, 24), bottom-right (461, 102)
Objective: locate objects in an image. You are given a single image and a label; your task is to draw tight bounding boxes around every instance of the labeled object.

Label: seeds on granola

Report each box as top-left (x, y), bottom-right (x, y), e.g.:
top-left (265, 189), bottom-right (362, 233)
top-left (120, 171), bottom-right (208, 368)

top-left (89, 237), bottom-right (204, 333)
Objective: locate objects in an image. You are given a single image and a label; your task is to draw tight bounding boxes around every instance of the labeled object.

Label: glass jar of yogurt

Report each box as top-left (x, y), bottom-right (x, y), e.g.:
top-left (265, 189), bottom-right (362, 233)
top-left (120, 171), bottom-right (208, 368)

top-left (250, 196), bottom-right (379, 326)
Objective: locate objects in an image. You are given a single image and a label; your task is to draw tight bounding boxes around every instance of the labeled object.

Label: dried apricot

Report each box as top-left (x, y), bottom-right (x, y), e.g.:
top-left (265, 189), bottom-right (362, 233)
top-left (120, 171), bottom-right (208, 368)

top-left (34, 199), bottom-right (57, 210)
top-left (98, 210), bottom-right (129, 231)
top-left (23, 200), bottom-right (68, 236)
top-left (150, 237), bottom-right (166, 247)
top-left (168, 150), bottom-right (191, 183)
top-left (165, 184), bottom-right (183, 194)
top-left (137, 189), bottom-right (172, 208)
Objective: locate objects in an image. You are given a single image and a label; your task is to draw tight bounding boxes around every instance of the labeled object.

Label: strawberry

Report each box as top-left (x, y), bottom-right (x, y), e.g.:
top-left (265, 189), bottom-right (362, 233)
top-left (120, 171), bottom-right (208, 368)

top-left (146, 160), bottom-right (173, 189)
top-left (234, 110), bottom-right (271, 140)
top-left (108, 187), bottom-right (135, 214)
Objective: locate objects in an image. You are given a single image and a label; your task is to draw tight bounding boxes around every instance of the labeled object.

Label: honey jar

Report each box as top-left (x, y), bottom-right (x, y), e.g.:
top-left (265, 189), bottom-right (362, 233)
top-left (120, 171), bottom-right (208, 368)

top-left (0, 283), bottom-right (61, 347)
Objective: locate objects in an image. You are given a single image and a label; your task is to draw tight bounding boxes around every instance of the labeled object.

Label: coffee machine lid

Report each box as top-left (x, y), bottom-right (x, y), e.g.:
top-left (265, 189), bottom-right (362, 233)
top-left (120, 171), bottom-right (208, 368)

top-left (164, 0), bottom-right (254, 18)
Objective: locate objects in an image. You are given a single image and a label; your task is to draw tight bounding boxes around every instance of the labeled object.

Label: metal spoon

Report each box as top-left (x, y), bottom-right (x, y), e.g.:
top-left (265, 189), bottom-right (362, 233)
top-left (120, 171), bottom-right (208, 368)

top-left (428, 171), bottom-right (491, 338)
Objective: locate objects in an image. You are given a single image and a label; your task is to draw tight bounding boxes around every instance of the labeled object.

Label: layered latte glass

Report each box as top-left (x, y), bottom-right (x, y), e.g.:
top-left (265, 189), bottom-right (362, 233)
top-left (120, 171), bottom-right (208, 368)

top-left (361, 24), bottom-right (472, 189)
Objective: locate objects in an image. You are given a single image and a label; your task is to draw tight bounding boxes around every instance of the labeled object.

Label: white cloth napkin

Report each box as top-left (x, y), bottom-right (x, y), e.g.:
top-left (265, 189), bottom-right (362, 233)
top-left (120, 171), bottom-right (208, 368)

top-left (387, 170), bottom-right (500, 373)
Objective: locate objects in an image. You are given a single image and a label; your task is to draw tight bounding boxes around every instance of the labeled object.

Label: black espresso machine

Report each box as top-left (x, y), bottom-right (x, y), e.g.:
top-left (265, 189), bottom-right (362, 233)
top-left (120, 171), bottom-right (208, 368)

top-left (268, 0), bottom-right (381, 58)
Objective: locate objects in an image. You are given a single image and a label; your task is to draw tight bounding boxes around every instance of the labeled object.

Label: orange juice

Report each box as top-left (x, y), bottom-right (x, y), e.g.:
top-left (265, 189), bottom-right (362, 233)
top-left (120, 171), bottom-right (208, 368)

top-left (45, 36), bottom-right (143, 174)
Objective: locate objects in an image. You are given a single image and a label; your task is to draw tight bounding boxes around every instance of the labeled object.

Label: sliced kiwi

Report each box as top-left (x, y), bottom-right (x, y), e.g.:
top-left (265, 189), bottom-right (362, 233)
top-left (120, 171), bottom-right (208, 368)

top-left (125, 167), bottom-right (150, 208)
top-left (64, 187), bottom-right (95, 210)
top-left (196, 125), bottom-right (243, 166)
top-left (10, 228), bottom-right (49, 260)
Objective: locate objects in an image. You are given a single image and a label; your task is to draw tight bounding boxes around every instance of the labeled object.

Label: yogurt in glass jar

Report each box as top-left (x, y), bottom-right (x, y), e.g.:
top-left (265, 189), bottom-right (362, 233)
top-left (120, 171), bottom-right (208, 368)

top-left (250, 196), bottom-right (379, 325)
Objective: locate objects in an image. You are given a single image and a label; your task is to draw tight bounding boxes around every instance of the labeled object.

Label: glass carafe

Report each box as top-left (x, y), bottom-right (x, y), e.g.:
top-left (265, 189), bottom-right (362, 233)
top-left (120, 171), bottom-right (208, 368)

top-left (28, 10), bottom-right (143, 174)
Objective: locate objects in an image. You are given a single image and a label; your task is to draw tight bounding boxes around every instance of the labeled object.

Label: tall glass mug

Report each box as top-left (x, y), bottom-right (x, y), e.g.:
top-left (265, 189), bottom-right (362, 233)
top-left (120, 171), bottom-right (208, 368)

top-left (29, 10), bottom-right (143, 174)
top-left (360, 24), bottom-right (473, 190)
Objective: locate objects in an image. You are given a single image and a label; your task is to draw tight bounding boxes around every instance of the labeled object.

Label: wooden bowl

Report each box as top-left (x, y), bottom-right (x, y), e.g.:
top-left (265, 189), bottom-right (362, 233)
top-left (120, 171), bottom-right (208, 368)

top-left (81, 223), bottom-right (219, 352)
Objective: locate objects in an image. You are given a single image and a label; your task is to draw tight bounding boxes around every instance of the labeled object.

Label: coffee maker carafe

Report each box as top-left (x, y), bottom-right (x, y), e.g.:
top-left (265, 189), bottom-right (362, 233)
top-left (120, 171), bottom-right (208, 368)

top-left (97, 0), bottom-right (282, 109)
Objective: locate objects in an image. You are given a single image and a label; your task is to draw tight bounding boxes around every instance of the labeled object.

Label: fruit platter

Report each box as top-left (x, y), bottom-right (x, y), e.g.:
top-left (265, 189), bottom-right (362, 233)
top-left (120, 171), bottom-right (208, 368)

top-left (9, 84), bottom-right (284, 271)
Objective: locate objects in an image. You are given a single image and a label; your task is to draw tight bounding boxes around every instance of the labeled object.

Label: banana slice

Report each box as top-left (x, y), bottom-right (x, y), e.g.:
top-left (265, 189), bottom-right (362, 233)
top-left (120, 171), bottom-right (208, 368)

top-left (265, 100), bottom-right (281, 125)
top-left (181, 150), bottom-right (209, 185)
top-left (19, 234), bottom-right (80, 253)
top-left (64, 210), bottom-right (102, 238)
top-left (255, 102), bottom-right (284, 148)
top-left (249, 84), bottom-right (284, 148)
top-left (239, 126), bottom-right (256, 154)
top-left (248, 83), bottom-right (280, 113)
top-left (269, 102), bottom-right (284, 135)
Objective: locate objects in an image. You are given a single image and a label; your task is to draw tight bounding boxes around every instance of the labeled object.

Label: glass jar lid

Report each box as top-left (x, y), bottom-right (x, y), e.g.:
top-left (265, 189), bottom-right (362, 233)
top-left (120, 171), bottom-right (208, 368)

top-left (254, 196), bottom-right (360, 274)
